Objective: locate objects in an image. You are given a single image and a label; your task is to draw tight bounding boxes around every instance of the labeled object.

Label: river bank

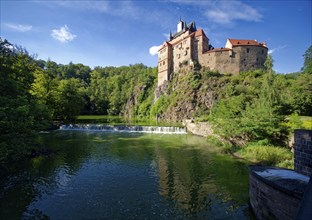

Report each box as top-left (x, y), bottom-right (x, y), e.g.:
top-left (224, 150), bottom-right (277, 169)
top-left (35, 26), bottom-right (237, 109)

top-left (183, 119), bottom-right (295, 169)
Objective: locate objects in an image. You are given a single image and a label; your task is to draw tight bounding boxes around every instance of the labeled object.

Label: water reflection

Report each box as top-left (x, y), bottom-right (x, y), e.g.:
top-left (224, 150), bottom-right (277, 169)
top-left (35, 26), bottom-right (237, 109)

top-left (0, 131), bottom-right (251, 219)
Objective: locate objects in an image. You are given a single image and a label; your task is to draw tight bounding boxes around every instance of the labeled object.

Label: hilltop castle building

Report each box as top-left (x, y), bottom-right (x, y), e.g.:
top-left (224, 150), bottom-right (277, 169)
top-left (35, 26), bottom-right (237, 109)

top-left (157, 19), bottom-right (268, 86)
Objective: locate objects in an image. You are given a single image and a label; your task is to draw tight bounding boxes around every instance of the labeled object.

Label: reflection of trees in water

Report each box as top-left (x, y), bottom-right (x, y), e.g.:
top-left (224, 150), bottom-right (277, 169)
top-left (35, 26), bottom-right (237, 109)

top-left (155, 145), bottom-right (249, 217)
top-left (0, 131), bottom-right (95, 219)
top-left (155, 147), bottom-right (215, 215)
top-left (0, 132), bottom-right (250, 219)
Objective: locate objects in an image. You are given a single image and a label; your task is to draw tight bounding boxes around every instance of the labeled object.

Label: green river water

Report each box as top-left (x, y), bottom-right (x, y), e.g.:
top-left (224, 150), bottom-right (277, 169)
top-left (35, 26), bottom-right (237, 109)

top-left (0, 130), bottom-right (254, 219)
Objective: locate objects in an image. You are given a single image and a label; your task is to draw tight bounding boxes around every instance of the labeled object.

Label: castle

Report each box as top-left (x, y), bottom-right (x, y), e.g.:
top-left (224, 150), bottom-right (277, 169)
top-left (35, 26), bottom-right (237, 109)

top-left (157, 19), bottom-right (268, 86)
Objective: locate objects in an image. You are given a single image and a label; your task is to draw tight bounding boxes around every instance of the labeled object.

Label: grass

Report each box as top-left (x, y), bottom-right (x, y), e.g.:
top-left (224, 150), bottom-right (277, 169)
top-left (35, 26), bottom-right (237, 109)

top-left (301, 116), bottom-right (312, 129)
top-left (237, 144), bottom-right (294, 169)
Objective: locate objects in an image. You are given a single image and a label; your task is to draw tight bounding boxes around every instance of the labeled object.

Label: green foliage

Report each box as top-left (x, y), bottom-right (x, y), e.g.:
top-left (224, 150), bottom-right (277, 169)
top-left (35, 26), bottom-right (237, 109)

top-left (238, 144), bottom-right (294, 169)
top-left (150, 95), bottom-right (170, 118)
top-left (54, 78), bottom-right (86, 121)
top-left (264, 54), bottom-right (274, 73)
top-left (88, 64), bottom-right (157, 116)
top-left (0, 38), bottom-right (49, 164)
top-left (187, 71), bottom-right (201, 89)
top-left (302, 45), bottom-right (312, 73)
top-left (207, 56), bottom-right (291, 145)
top-left (288, 73), bottom-right (312, 115)
top-left (301, 116), bottom-right (312, 129)
top-left (288, 113), bottom-right (303, 131)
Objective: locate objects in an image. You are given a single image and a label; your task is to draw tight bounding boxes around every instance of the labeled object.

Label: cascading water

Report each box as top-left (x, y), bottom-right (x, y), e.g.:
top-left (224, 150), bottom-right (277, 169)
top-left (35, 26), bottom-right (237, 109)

top-left (59, 124), bottom-right (187, 134)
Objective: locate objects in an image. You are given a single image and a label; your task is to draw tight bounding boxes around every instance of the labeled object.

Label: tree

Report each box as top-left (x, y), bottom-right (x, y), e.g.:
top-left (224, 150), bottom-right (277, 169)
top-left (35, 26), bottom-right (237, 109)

top-left (0, 38), bottom-right (50, 164)
top-left (264, 54), bottom-right (274, 74)
top-left (54, 78), bottom-right (86, 121)
top-left (302, 45), bottom-right (312, 73)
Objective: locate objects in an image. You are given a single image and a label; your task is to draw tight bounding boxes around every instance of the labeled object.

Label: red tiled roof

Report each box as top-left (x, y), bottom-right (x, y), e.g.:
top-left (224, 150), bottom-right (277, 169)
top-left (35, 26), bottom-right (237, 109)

top-left (194, 29), bottom-right (203, 37)
top-left (228, 39), bottom-right (266, 47)
top-left (194, 29), bottom-right (208, 39)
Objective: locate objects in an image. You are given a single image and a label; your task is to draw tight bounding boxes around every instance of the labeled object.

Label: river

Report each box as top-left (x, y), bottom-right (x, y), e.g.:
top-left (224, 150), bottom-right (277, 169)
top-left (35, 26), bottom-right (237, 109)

top-left (0, 130), bottom-right (253, 219)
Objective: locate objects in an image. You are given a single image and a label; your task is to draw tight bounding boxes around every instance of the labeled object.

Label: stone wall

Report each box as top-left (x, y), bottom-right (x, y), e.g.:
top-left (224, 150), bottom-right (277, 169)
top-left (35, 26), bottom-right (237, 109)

top-left (249, 171), bottom-right (303, 220)
top-left (294, 129), bottom-right (312, 177)
top-left (234, 46), bottom-right (267, 72)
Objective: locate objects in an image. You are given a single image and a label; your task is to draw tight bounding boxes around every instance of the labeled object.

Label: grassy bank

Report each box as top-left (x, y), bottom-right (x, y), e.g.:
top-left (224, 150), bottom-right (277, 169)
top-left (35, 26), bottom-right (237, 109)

top-left (207, 136), bottom-right (294, 169)
top-left (236, 144), bottom-right (294, 169)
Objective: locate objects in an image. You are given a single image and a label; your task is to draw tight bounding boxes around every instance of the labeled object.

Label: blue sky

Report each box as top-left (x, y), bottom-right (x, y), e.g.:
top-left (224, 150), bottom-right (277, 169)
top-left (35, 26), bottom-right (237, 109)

top-left (1, 0), bottom-right (311, 73)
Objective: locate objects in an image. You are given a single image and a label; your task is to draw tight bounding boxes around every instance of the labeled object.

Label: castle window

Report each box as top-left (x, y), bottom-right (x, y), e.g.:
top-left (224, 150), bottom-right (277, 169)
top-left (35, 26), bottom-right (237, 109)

top-left (163, 61), bottom-right (165, 65)
top-left (184, 50), bottom-right (187, 56)
top-left (247, 48), bottom-right (250, 53)
top-left (178, 54), bottom-right (180, 59)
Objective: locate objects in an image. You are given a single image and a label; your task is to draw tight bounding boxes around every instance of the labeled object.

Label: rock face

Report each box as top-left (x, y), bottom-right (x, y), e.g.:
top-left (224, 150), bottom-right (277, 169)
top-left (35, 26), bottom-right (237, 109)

top-left (183, 120), bottom-right (214, 137)
top-left (157, 68), bottom-right (224, 122)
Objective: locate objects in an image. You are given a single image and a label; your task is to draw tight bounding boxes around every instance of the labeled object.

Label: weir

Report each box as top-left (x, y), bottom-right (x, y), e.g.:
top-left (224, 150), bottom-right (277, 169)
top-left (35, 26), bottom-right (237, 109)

top-left (59, 124), bottom-right (187, 134)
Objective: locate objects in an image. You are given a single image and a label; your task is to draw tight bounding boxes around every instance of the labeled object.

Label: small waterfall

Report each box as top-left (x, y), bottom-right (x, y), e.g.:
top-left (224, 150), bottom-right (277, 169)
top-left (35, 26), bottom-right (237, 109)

top-left (59, 124), bottom-right (187, 134)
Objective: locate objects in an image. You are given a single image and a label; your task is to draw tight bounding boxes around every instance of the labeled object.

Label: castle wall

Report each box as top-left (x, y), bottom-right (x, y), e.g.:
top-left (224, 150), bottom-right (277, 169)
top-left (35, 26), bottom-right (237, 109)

top-left (199, 50), bottom-right (239, 74)
top-left (233, 46), bottom-right (268, 72)
top-left (198, 46), bottom-right (267, 74)
top-left (195, 34), bottom-right (209, 65)
top-left (172, 37), bottom-right (192, 72)
top-left (158, 45), bottom-right (172, 86)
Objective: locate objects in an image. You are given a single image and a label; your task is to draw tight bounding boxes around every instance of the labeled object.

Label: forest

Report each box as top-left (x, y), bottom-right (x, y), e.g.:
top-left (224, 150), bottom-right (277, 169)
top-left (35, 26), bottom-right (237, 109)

top-left (1, 37), bottom-right (311, 167)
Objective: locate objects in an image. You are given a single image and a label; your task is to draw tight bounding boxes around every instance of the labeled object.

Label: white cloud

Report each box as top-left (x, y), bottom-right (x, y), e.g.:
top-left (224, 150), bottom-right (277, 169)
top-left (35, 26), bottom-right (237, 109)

top-left (5, 23), bottom-right (32, 32)
top-left (206, 1), bottom-right (262, 24)
top-left (149, 45), bottom-right (161, 56)
top-left (51, 25), bottom-right (77, 43)
top-left (171, 0), bottom-right (262, 25)
top-left (268, 45), bottom-right (287, 54)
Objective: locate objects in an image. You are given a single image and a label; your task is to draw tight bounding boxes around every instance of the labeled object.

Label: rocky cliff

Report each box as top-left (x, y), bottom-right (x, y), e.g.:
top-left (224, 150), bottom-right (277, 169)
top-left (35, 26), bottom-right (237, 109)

top-left (155, 68), bottom-right (228, 122)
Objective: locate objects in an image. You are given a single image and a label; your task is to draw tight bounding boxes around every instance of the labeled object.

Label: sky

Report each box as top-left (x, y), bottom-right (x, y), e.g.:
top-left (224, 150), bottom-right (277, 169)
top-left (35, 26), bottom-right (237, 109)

top-left (1, 0), bottom-right (311, 73)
